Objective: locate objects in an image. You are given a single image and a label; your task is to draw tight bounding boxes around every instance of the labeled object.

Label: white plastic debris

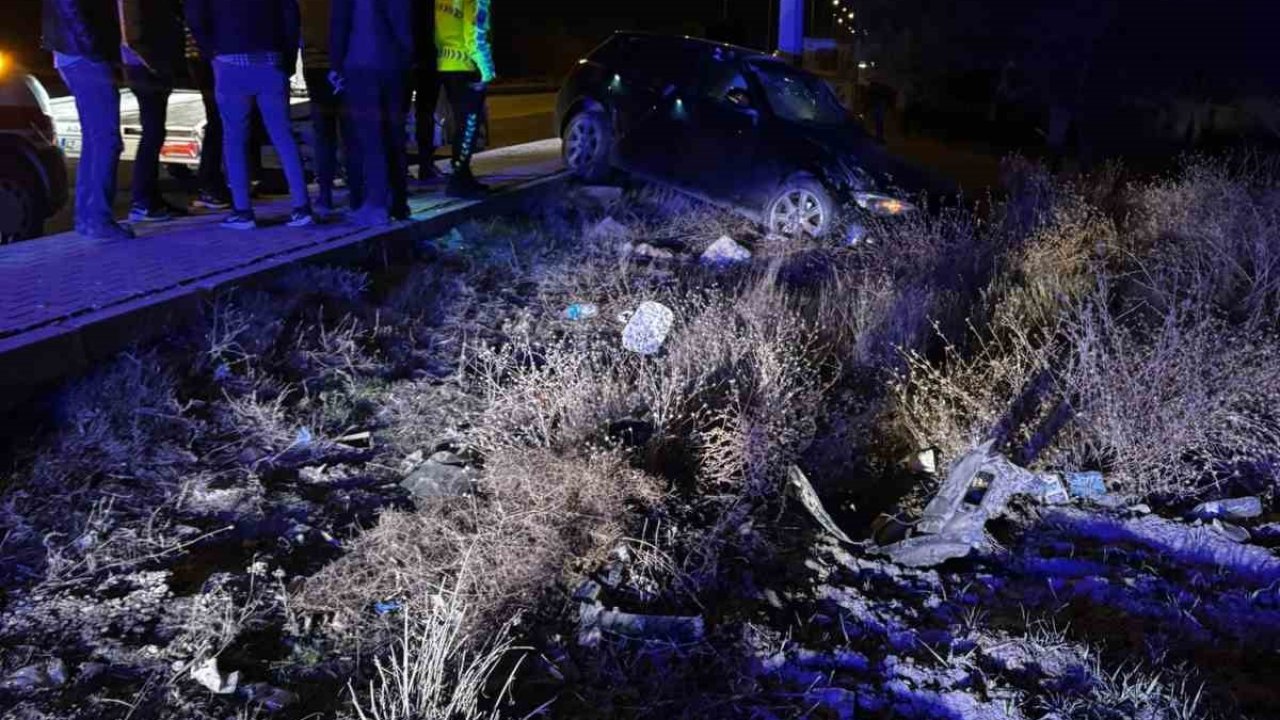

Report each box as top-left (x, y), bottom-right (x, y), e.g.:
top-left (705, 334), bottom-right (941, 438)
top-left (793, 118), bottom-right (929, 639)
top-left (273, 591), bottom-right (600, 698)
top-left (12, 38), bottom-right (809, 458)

top-left (787, 466), bottom-right (854, 544)
top-left (578, 602), bottom-right (704, 647)
top-left (1189, 496), bottom-right (1263, 521)
top-left (631, 242), bottom-right (676, 260)
top-left (700, 235), bottom-right (752, 268)
top-left (903, 447), bottom-right (938, 475)
top-left (622, 301), bottom-right (675, 355)
top-left (191, 657), bottom-right (239, 695)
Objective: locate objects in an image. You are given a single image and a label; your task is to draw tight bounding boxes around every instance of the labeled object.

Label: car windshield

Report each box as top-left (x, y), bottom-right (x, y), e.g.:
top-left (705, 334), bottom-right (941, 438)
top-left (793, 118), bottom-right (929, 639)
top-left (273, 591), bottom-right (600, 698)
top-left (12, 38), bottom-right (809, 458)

top-left (749, 61), bottom-right (847, 125)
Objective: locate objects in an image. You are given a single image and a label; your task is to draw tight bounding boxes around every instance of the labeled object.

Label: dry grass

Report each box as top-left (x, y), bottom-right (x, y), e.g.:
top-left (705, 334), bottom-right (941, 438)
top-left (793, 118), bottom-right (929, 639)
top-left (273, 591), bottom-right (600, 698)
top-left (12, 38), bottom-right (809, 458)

top-left (349, 576), bottom-right (522, 720)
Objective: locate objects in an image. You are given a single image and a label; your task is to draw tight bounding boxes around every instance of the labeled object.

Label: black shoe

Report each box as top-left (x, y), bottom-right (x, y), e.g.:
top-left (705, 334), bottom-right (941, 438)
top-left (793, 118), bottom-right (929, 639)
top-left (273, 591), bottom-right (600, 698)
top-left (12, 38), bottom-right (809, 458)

top-left (82, 221), bottom-right (136, 240)
top-left (220, 210), bottom-right (257, 230)
top-left (286, 207), bottom-right (314, 228)
top-left (129, 203), bottom-right (173, 223)
top-left (415, 162), bottom-right (444, 184)
top-left (192, 192), bottom-right (232, 210)
top-left (446, 172), bottom-right (491, 199)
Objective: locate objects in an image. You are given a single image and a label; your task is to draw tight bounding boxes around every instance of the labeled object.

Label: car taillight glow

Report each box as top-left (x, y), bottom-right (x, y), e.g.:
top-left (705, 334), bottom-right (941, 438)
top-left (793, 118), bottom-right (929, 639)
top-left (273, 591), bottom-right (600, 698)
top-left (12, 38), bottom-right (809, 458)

top-left (160, 140), bottom-right (201, 160)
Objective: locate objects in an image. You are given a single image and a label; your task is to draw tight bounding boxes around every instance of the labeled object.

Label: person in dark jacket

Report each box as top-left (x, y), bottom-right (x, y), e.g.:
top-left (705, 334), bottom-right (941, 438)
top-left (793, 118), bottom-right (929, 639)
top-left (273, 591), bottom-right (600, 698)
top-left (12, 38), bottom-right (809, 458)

top-left (42, 0), bottom-right (133, 239)
top-left (186, 0), bottom-right (313, 230)
top-left (120, 0), bottom-right (186, 223)
top-left (300, 0), bottom-right (361, 215)
top-left (331, 0), bottom-right (414, 224)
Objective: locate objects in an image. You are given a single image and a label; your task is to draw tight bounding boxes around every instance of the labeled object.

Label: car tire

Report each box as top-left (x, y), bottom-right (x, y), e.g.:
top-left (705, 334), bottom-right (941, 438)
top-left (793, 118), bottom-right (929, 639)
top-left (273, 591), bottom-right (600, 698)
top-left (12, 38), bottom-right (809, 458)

top-left (764, 175), bottom-right (837, 240)
top-left (0, 162), bottom-right (45, 243)
top-left (563, 109), bottom-right (612, 183)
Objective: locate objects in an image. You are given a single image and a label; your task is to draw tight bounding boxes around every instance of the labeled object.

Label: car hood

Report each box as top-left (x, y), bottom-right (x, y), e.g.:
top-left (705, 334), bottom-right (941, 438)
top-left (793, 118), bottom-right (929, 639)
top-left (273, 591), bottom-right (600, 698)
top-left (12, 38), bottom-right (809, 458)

top-left (798, 121), bottom-right (954, 199)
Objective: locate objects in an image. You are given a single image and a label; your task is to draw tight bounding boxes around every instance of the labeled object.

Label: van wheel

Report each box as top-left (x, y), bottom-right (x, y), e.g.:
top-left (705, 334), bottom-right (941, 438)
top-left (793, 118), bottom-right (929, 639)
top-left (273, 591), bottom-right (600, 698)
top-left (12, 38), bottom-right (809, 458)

top-left (765, 176), bottom-right (836, 239)
top-left (0, 163), bottom-right (44, 243)
top-left (563, 109), bottom-right (612, 183)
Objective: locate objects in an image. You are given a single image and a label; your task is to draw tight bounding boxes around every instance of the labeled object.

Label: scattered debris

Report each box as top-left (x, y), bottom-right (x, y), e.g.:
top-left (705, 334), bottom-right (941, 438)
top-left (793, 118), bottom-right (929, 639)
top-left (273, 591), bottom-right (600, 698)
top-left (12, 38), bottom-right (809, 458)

top-left (845, 222), bottom-right (868, 245)
top-left (1189, 496), bottom-right (1263, 521)
top-left (622, 301), bottom-right (675, 355)
top-left (578, 602), bottom-right (705, 646)
top-left (1064, 471), bottom-right (1107, 499)
top-left (241, 682), bottom-right (299, 712)
top-left (565, 302), bottom-right (600, 321)
top-left (191, 657), bottom-right (240, 695)
top-left (1212, 520), bottom-right (1251, 543)
top-left (787, 466), bottom-right (855, 544)
top-left (290, 427), bottom-right (314, 450)
top-left (700, 235), bottom-right (752, 268)
top-left (880, 441), bottom-right (1076, 567)
top-left (1, 659), bottom-right (67, 694)
top-left (437, 228), bottom-right (466, 250)
top-left (334, 431), bottom-right (373, 447)
top-left (373, 600), bottom-right (403, 615)
top-left (631, 242), bottom-right (677, 261)
top-left (903, 447), bottom-right (938, 475)
top-left (585, 216), bottom-right (631, 243)
top-left (400, 450), bottom-right (481, 498)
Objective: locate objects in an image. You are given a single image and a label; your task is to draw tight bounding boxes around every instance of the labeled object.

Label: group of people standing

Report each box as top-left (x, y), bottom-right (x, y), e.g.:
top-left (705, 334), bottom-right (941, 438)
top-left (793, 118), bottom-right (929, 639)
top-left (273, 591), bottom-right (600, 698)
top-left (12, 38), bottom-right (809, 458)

top-left (41, 0), bottom-right (494, 240)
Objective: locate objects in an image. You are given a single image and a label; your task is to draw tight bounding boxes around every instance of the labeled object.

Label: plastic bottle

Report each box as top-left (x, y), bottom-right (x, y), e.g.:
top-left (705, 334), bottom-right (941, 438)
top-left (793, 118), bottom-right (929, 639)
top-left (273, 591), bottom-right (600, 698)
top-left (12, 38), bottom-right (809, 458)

top-left (565, 303), bottom-right (599, 321)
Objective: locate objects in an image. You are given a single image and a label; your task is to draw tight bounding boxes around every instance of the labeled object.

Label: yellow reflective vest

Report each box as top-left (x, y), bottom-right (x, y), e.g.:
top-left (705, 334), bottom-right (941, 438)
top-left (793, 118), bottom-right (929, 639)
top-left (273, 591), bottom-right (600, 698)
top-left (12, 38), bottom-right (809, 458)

top-left (436, 0), bottom-right (495, 82)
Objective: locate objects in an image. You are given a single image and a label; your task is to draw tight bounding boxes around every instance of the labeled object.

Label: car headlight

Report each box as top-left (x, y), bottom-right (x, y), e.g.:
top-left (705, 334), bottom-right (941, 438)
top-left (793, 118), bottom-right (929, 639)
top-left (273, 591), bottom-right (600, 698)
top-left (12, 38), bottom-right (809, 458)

top-left (853, 192), bottom-right (916, 217)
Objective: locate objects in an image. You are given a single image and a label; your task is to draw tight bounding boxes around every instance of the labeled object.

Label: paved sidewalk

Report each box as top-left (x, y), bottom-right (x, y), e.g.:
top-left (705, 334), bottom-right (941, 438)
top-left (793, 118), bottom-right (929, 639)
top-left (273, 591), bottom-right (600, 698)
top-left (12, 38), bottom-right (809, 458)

top-left (0, 139), bottom-right (564, 405)
top-left (1, 140), bottom-right (562, 343)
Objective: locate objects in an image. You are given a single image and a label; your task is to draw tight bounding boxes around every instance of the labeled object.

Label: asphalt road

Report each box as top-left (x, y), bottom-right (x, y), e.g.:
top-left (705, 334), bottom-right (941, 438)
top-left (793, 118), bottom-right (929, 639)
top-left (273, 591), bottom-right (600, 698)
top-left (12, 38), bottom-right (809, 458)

top-left (47, 92), bottom-right (558, 235)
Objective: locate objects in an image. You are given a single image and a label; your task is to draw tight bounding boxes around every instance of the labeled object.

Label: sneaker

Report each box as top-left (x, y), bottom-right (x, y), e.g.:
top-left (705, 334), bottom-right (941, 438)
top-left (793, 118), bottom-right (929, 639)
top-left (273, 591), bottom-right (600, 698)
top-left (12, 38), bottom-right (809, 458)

top-left (220, 209), bottom-right (257, 230)
top-left (82, 221), bottom-right (136, 240)
top-left (445, 172), bottom-right (491, 199)
top-left (286, 207), bottom-right (314, 228)
top-left (192, 192), bottom-right (232, 210)
top-left (129, 203), bottom-right (173, 223)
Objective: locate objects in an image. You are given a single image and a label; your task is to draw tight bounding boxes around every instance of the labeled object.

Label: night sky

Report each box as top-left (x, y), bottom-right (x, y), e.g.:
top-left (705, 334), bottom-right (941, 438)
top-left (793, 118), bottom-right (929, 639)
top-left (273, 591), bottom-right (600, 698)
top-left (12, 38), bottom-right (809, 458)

top-left (2, 0), bottom-right (763, 80)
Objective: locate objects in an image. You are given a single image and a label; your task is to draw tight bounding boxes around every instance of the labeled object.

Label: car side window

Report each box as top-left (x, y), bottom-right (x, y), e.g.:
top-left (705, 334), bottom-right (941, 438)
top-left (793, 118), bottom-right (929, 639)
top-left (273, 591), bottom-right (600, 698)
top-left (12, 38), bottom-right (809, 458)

top-left (698, 59), bottom-right (750, 107)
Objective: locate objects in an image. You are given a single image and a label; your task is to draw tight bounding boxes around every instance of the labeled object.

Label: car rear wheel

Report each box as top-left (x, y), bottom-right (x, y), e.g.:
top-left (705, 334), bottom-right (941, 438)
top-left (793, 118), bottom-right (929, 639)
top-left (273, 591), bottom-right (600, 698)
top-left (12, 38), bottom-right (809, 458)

top-left (765, 176), bottom-right (836, 240)
top-left (0, 163), bottom-right (44, 243)
top-left (563, 109), bottom-right (612, 183)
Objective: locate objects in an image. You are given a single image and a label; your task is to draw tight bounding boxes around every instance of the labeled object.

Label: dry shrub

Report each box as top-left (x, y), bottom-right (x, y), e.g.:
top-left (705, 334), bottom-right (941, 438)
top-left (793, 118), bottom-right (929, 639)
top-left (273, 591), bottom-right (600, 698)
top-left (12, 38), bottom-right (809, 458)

top-left (1126, 158), bottom-right (1280, 329)
top-left (28, 352), bottom-right (194, 485)
top-left (296, 447), bottom-right (659, 635)
top-left (1050, 303), bottom-right (1280, 497)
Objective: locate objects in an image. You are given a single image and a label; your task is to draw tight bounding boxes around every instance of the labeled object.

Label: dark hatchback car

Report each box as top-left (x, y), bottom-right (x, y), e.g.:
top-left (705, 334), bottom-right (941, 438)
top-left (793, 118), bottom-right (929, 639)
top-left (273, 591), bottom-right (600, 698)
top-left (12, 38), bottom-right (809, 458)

top-left (556, 32), bottom-right (940, 240)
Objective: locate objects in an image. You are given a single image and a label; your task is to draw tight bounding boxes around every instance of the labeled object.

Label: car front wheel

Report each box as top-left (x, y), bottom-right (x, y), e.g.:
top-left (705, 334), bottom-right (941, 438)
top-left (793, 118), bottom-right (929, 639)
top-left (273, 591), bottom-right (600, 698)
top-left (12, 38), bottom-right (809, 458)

top-left (765, 176), bottom-right (836, 240)
top-left (0, 163), bottom-right (44, 243)
top-left (563, 109), bottom-right (612, 183)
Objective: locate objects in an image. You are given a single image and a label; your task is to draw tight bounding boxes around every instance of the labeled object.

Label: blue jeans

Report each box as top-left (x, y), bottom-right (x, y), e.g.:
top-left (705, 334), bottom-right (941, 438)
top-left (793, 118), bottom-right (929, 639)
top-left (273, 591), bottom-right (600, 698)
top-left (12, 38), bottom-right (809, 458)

top-left (59, 60), bottom-right (122, 229)
top-left (213, 60), bottom-right (309, 212)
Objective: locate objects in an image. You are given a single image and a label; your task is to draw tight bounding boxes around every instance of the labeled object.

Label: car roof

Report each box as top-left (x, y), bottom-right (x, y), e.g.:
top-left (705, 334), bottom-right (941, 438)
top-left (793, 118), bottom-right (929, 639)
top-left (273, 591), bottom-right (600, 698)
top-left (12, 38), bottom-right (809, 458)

top-left (607, 31), bottom-right (773, 61)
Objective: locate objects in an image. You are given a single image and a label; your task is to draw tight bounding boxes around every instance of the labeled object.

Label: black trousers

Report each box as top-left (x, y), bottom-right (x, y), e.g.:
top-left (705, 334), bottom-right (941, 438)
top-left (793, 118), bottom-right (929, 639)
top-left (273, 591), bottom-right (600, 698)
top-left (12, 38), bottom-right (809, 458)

top-left (346, 67), bottom-right (408, 214)
top-left (439, 71), bottom-right (485, 172)
top-left (303, 67), bottom-right (361, 207)
top-left (187, 57), bottom-right (226, 198)
top-left (124, 64), bottom-right (174, 208)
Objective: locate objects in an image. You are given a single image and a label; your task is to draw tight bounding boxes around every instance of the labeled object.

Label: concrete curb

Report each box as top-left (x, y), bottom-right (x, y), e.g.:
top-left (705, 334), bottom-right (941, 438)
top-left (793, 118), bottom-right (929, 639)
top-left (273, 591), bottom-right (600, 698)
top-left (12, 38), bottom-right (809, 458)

top-left (0, 172), bottom-right (569, 414)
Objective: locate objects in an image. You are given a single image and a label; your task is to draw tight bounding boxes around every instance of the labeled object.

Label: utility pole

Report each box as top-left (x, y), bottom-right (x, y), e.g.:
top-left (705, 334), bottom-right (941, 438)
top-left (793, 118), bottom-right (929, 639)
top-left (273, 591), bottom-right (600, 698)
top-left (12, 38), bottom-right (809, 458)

top-left (777, 0), bottom-right (805, 62)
